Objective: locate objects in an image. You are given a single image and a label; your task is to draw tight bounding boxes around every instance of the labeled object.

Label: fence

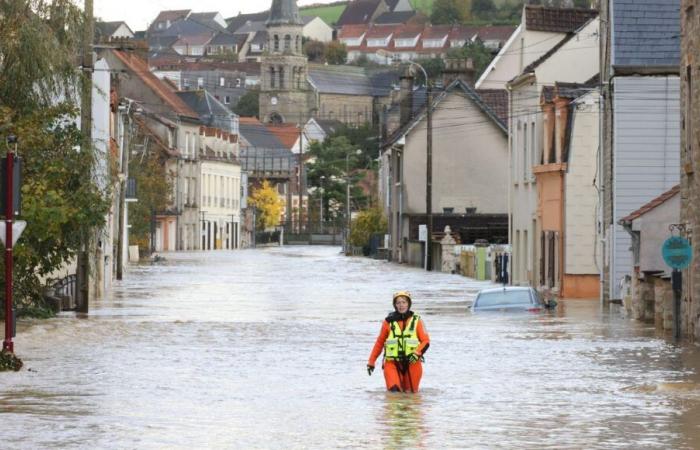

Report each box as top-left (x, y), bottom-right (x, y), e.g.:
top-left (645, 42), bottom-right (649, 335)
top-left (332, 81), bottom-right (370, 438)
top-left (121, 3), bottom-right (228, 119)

top-left (52, 274), bottom-right (77, 311)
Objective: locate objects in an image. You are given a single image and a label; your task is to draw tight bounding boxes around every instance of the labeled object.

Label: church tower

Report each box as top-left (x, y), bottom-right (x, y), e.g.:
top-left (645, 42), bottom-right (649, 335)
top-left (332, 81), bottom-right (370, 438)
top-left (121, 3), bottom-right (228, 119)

top-left (259, 0), bottom-right (312, 124)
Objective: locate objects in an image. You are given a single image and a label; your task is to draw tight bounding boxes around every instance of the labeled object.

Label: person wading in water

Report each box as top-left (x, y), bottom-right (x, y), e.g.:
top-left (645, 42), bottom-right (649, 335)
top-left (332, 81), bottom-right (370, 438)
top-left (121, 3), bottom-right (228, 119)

top-left (367, 291), bottom-right (430, 393)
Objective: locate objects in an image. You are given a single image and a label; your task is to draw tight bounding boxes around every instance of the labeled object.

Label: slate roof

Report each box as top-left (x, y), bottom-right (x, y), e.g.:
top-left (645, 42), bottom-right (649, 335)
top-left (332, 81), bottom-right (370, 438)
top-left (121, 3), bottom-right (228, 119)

top-left (314, 119), bottom-right (344, 136)
top-left (267, 0), bottom-right (303, 26)
top-left (209, 32), bottom-right (247, 47)
top-left (374, 11), bottom-right (416, 24)
top-left (226, 11), bottom-right (270, 32)
top-left (474, 89), bottom-right (509, 127)
top-left (477, 25), bottom-right (516, 43)
top-left (337, 0), bottom-right (382, 26)
top-left (620, 184), bottom-right (680, 224)
top-left (95, 21), bottom-right (130, 38)
top-left (148, 10), bottom-right (191, 33)
top-left (249, 31), bottom-right (268, 52)
top-left (234, 21), bottom-right (267, 34)
top-left (176, 90), bottom-right (237, 132)
top-left (525, 5), bottom-right (598, 33)
top-left (611, 0), bottom-right (680, 70)
top-left (110, 50), bottom-right (198, 119)
top-left (148, 35), bottom-right (179, 50)
top-left (308, 65), bottom-right (373, 95)
top-left (239, 117), bottom-right (288, 149)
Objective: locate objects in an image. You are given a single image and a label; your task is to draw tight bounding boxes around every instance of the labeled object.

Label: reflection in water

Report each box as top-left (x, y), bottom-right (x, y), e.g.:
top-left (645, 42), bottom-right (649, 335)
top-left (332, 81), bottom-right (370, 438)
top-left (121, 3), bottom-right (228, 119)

top-left (380, 393), bottom-right (426, 449)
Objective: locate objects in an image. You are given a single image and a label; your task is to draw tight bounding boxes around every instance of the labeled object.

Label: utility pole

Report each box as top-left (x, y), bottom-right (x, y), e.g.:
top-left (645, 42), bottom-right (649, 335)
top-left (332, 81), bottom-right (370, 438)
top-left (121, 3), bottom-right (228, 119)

top-left (116, 102), bottom-right (130, 280)
top-left (346, 154), bottom-right (351, 254)
top-left (425, 78), bottom-right (433, 271)
top-left (77, 0), bottom-right (94, 312)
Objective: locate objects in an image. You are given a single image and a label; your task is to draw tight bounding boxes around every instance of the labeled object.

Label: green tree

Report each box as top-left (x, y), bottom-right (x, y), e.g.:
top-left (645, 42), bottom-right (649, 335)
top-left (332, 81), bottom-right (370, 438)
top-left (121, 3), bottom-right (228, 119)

top-left (0, 1), bottom-right (111, 317)
top-left (471, 0), bottom-right (496, 19)
top-left (413, 58), bottom-right (446, 84)
top-left (127, 139), bottom-right (172, 254)
top-left (430, 0), bottom-right (472, 24)
top-left (447, 40), bottom-right (495, 80)
top-left (248, 180), bottom-right (284, 230)
top-left (304, 39), bottom-right (326, 63)
top-left (233, 89), bottom-right (260, 118)
top-left (349, 207), bottom-right (387, 249)
top-left (325, 41), bottom-right (348, 65)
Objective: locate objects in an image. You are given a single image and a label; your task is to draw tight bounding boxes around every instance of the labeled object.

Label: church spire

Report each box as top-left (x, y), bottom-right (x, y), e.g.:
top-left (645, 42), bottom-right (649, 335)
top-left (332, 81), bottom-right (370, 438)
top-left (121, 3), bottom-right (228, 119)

top-left (266, 0), bottom-right (302, 26)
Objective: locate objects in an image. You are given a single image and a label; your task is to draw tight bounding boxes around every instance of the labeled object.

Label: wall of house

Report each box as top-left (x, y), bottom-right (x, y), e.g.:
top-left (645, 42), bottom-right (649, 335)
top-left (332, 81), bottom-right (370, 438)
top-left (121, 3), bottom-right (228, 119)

top-left (565, 93), bottom-right (599, 279)
top-left (535, 19), bottom-right (600, 85)
top-left (681, 1), bottom-right (700, 340)
top-left (200, 160), bottom-right (243, 250)
top-left (477, 27), bottom-right (561, 90)
top-left (631, 194), bottom-right (680, 273)
top-left (401, 92), bottom-right (508, 216)
top-left (303, 18), bottom-right (333, 43)
top-left (611, 76), bottom-right (680, 299)
top-left (510, 80), bottom-right (540, 286)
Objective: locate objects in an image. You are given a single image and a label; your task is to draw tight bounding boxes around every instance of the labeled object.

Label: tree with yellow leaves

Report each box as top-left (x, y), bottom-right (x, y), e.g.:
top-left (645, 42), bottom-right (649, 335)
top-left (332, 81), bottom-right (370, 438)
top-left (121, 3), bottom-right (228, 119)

top-left (248, 180), bottom-right (284, 230)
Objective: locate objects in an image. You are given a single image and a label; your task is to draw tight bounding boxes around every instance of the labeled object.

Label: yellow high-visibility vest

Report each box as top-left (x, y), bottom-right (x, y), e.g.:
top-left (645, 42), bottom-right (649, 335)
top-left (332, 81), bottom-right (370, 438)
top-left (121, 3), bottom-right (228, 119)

top-left (384, 314), bottom-right (420, 360)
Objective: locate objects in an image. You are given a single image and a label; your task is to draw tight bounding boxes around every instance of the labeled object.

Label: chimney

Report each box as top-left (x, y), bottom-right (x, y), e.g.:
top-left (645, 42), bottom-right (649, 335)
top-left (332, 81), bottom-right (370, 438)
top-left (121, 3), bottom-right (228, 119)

top-left (442, 57), bottom-right (476, 87)
top-left (399, 71), bottom-right (414, 127)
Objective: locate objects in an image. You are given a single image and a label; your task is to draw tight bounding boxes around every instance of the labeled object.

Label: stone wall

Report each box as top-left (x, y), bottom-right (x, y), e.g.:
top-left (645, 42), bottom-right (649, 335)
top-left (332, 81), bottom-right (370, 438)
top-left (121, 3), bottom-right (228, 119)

top-left (681, 0), bottom-right (700, 340)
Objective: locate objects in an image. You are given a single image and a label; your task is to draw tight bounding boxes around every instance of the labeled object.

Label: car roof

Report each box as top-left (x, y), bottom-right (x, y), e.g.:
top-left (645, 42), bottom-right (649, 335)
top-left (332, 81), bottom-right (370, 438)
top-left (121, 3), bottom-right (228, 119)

top-left (477, 286), bottom-right (533, 294)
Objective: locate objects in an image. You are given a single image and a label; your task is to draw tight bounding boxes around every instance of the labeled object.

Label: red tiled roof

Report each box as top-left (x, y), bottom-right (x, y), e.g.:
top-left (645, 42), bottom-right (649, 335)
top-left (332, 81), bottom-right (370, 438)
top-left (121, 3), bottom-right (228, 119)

top-left (239, 116), bottom-right (262, 125)
top-left (422, 25), bottom-right (451, 40)
top-left (266, 124), bottom-right (300, 150)
top-left (620, 185), bottom-right (680, 223)
top-left (449, 25), bottom-right (479, 41)
top-left (525, 5), bottom-right (598, 33)
top-left (394, 25), bottom-right (423, 39)
top-left (365, 24), bottom-right (397, 39)
top-left (111, 50), bottom-right (198, 118)
top-left (339, 25), bottom-right (368, 39)
top-left (476, 25), bottom-right (517, 42)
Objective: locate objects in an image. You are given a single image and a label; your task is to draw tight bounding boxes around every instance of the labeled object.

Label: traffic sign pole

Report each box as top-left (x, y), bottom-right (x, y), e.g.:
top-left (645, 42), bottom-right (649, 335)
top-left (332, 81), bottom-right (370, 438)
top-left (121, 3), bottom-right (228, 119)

top-left (662, 232), bottom-right (692, 341)
top-left (672, 269), bottom-right (682, 340)
top-left (3, 149), bottom-right (14, 353)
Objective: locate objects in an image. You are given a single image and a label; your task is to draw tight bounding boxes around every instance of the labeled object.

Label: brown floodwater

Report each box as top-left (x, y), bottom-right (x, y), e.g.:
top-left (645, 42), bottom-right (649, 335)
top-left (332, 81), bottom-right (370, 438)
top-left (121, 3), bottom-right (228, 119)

top-left (1, 246), bottom-right (699, 449)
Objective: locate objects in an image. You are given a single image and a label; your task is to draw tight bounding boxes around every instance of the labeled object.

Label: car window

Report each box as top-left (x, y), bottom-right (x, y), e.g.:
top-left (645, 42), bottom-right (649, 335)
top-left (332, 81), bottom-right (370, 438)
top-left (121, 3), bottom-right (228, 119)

top-left (475, 290), bottom-right (532, 307)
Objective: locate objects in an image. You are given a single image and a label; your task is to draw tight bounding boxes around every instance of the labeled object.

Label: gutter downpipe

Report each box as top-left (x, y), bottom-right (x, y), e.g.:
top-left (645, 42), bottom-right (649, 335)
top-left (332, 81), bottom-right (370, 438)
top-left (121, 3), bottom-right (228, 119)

top-left (507, 83), bottom-right (513, 285)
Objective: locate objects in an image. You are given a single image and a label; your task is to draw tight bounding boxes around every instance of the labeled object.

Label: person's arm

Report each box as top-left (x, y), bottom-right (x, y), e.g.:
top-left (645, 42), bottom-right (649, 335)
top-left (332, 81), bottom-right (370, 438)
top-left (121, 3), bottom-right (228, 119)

top-left (415, 320), bottom-right (430, 356)
top-left (368, 321), bottom-right (389, 366)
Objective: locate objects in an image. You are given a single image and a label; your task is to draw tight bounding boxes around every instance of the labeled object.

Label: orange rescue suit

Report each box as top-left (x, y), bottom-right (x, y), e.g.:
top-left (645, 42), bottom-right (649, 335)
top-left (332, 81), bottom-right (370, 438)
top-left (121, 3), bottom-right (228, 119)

top-left (368, 315), bottom-right (430, 393)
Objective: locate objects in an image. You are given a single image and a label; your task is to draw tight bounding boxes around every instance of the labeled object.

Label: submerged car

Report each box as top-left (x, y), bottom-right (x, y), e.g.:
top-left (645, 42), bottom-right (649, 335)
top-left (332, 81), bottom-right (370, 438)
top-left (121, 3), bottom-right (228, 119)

top-left (471, 286), bottom-right (556, 313)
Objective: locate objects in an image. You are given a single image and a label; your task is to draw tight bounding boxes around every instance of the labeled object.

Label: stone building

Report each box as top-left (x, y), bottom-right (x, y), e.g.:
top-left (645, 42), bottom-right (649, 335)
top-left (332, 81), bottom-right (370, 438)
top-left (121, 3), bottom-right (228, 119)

top-left (681, 0), bottom-right (700, 340)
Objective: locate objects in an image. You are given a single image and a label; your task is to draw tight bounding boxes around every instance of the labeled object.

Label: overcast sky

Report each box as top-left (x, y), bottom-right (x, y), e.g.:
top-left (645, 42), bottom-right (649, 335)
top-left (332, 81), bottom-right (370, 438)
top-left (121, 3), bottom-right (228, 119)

top-left (93, 0), bottom-right (329, 32)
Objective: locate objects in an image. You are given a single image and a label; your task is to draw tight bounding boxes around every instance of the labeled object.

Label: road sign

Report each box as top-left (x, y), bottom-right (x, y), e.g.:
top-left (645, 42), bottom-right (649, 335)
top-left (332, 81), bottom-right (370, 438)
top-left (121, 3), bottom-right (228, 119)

top-left (662, 236), bottom-right (692, 270)
top-left (418, 224), bottom-right (427, 242)
top-left (0, 221), bottom-right (26, 247)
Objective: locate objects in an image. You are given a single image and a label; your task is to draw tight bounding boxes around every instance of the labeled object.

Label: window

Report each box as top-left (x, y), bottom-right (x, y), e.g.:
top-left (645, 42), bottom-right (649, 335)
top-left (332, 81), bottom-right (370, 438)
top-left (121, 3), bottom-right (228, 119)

top-left (220, 77), bottom-right (225, 87)
top-left (197, 77), bottom-right (204, 89)
top-left (270, 67), bottom-right (276, 89)
top-left (224, 96), bottom-right (230, 104)
top-left (273, 34), bottom-right (279, 51)
top-left (530, 121), bottom-right (536, 170)
top-left (236, 78), bottom-right (241, 87)
top-left (443, 207), bottom-right (454, 213)
top-left (185, 132), bottom-right (191, 157)
top-left (686, 64), bottom-right (694, 173)
top-left (284, 35), bottom-right (291, 50)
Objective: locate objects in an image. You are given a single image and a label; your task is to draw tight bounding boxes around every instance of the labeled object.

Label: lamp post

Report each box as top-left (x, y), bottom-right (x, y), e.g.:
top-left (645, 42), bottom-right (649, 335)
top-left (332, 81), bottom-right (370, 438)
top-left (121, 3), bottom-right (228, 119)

top-left (345, 149), bottom-right (362, 254)
top-left (406, 61), bottom-right (433, 272)
top-left (319, 176), bottom-right (325, 234)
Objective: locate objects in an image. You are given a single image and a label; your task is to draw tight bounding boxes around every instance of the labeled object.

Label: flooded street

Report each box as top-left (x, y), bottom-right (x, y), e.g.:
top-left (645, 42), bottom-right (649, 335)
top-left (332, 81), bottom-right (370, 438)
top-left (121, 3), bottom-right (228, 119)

top-left (2, 246), bottom-right (700, 449)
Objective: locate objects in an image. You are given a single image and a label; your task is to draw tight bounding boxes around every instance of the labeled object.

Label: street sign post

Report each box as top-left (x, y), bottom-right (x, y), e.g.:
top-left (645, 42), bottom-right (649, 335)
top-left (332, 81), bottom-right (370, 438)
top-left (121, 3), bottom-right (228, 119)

top-left (662, 234), bottom-right (692, 340)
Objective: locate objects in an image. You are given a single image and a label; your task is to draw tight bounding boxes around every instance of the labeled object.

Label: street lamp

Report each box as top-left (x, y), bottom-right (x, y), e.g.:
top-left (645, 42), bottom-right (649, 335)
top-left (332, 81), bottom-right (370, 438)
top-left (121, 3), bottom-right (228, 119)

top-left (405, 61), bottom-right (433, 272)
top-left (346, 149), bottom-right (362, 254)
top-left (319, 175), bottom-right (325, 234)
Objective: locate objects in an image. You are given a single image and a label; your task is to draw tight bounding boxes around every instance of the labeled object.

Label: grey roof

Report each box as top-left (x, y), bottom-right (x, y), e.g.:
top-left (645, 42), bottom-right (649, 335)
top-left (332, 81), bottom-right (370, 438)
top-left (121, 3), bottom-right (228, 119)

top-left (148, 35), bottom-right (179, 50)
top-left (612, 0), bottom-right (680, 70)
top-left (249, 31), bottom-right (268, 52)
top-left (308, 65), bottom-right (400, 96)
top-left (152, 18), bottom-right (217, 37)
top-left (267, 0), bottom-right (303, 26)
top-left (314, 119), bottom-right (344, 136)
top-left (176, 90), bottom-right (238, 132)
top-left (373, 10), bottom-right (416, 24)
top-left (95, 21), bottom-right (129, 37)
top-left (209, 31), bottom-right (247, 46)
top-left (226, 11), bottom-right (270, 32)
top-left (234, 20), bottom-right (267, 34)
top-left (336, 0), bottom-right (382, 26)
top-left (239, 121), bottom-right (288, 149)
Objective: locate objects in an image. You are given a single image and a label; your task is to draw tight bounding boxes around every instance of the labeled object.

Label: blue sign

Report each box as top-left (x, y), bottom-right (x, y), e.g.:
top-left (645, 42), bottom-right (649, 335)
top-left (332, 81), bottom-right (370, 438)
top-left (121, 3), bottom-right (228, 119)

top-left (662, 236), bottom-right (693, 270)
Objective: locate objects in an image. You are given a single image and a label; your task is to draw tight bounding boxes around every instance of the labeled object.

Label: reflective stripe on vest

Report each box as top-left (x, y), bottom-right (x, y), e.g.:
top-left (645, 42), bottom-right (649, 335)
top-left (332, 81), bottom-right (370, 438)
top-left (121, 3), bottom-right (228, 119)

top-left (384, 314), bottom-right (420, 360)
